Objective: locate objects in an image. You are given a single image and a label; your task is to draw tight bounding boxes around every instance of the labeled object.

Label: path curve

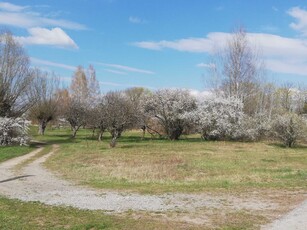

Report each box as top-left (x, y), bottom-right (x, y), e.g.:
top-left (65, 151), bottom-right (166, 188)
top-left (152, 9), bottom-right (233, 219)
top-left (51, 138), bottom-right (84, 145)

top-left (0, 145), bottom-right (306, 229)
top-left (261, 200), bottom-right (307, 230)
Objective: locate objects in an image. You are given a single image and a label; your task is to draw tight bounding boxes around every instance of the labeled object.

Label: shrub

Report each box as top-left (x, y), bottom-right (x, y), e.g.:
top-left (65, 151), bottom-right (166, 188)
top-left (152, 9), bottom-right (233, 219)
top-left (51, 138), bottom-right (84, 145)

top-left (188, 96), bottom-right (244, 140)
top-left (0, 117), bottom-right (30, 146)
top-left (271, 113), bottom-right (307, 147)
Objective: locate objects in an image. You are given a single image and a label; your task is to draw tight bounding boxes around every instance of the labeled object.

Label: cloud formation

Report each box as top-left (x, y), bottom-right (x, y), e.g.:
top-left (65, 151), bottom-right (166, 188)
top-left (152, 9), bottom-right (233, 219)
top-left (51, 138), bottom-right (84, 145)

top-left (134, 32), bottom-right (307, 76)
top-left (288, 7), bottom-right (307, 37)
top-left (15, 27), bottom-right (78, 49)
top-left (97, 62), bottom-right (155, 75)
top-left (197, 63), bottom-right (216, 68)
top-left (31, 57), bottom-right (76, 71)
top-left (0, 2), bottom-right (86, 30)
top-left (0, 2), bottom-right (27, 12)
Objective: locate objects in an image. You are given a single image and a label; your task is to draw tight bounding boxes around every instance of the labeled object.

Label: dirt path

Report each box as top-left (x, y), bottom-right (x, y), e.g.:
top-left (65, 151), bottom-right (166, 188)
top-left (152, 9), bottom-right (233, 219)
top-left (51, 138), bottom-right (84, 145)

top-left (0, 145), bottom-right (306, 228)
top-left (261, 200), bottom-right (307, 230)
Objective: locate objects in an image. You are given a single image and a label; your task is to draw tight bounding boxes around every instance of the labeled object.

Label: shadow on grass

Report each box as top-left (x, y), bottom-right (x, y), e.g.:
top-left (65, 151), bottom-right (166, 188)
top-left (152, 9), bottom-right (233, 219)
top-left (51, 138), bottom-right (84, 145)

top-left (268, 142), bottom-right (307, 149)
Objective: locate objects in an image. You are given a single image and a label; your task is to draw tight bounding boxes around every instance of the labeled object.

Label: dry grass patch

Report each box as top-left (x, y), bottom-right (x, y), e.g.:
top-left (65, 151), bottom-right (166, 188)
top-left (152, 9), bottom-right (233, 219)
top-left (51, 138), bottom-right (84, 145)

top-left (45, 131), bottom-right (307, 193)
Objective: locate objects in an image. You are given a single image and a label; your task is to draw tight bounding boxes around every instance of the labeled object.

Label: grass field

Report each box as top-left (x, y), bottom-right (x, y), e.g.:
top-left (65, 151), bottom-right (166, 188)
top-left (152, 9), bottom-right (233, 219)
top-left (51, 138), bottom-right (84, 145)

top-left (0, 196), bottom-right (201, 230)
top-left (37, 128), bottom-right (307, 194)
top-left (1, 127), bottom-right (306, 229)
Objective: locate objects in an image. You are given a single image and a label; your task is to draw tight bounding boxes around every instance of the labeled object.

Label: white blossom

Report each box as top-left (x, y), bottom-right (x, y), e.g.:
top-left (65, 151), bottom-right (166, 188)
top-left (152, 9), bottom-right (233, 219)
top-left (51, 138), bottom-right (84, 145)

top-left (0, 117), bottom-right (30, 146)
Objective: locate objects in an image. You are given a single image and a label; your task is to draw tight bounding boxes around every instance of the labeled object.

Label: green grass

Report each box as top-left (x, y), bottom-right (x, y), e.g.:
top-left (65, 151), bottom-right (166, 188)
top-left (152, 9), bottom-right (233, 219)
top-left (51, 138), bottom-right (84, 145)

top-left (0, 196), bottom-right (197, 230)
top-left (0, 146), bottom-right (34, 163)
top-left (42, 128), bottom-right (307, 194)
top-left (0, 127), bottom-right (303, 229)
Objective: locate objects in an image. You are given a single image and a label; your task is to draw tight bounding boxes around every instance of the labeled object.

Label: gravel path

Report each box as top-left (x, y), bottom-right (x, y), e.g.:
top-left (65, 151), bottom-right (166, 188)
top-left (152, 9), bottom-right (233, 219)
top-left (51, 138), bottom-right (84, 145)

top-left (0, 145), bottom-right (306, 229)
top-left (261, 200), bottom-right (307, 230)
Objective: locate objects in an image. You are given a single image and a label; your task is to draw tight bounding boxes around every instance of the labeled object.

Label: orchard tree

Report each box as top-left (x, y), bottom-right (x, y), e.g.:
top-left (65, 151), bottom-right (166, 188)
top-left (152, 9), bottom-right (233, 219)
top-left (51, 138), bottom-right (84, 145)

top-left (0, 31), bottom-right (34, 117)
top-left (85, 65), bottom-right (101, 135)
top-left (124, 87), bottom-right (150, 138)
top-left (66, 66), bottom-right (89, 137)
top-left (29, 69), bottom-right (59, 135)
top-left (103, 91), bottom-right (136, 147)
top-left (143, 89), bottom-right (196, 140)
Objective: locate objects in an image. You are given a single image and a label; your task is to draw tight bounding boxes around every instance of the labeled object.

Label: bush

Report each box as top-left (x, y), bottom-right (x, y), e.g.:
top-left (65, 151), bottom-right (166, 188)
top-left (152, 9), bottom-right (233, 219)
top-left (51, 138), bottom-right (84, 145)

top-left (0, 117), bottom-right (30, 146)
top-left (189, 96), bottom-right (244, 140)
top-left (271, 113), bottom-right (307, 147)
top-left (233, 114), bottom-right (271, 141)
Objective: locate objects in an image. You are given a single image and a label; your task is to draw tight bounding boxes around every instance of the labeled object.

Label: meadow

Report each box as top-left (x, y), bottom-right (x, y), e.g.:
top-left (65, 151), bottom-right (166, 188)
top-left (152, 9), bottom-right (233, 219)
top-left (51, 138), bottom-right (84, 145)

top-left (38, 128), bottom-right (307, 194)
top-left (0, 127), bottom-right (306, 229)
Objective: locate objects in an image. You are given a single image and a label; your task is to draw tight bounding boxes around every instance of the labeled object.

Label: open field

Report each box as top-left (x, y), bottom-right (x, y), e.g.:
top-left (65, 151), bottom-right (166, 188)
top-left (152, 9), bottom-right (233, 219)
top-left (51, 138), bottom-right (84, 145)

top-left (0, 127), bottom-right (306, 229)
top-left (38, 128), bottom-right (307, 194)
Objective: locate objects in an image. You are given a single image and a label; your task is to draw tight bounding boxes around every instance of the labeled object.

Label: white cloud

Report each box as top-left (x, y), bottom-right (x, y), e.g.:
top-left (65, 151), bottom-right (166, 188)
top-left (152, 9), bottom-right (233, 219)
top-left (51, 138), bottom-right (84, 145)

top-left (99, 81), bottom-right (155, 90)
top-left (0, 2), bottom-right (28, 12)
top-left (31, 57), bottom-right (76, 71)
top-left (134, 37), bottom-right (215, 53)
top-left (104, 69), bottom-right (127, 75)
top-left (134, 32), bottom-right (307, 76)
top-left (129, 16), bottom-right (145, 24)
top-left (189, 89), bottom-right (212, 100)
top-left (288, 7), bottom-right (307, 36)
top-left (197, 63), bottom-right (216, 68)
top-left (15, 27), bottom-right (78, 49)
top-left (0, 3), bottom-right (86, 30)
top-left (96, 62), bottom-right (155, 75)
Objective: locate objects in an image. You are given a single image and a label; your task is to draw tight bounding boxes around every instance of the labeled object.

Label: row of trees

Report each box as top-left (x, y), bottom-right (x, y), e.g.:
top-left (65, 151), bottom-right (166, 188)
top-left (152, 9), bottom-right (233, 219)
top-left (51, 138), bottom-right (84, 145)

top-left (1, 29), bottom-right (307, 147)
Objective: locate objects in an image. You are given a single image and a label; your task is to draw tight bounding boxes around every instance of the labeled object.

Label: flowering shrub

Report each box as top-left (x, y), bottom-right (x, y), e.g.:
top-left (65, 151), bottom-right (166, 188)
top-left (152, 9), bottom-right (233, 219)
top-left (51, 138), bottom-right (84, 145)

top-left (0, 117), bottom-right (30, 146)
top-left (187, 96), bottom-right (244, 140)
top-left (143, 89), bottom-right (197, 140)
top-left (271, 113), bottom-right (307, 147)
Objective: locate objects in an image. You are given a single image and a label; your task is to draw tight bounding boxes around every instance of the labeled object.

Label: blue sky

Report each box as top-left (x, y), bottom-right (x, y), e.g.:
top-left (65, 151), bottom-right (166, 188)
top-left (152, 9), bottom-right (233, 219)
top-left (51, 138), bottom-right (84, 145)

top-left (1, 0), bottom-right (307, 93)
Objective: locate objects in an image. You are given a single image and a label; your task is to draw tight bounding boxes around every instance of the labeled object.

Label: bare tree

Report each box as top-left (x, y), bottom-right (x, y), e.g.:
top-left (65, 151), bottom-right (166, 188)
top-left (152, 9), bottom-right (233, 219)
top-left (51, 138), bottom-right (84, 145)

top-left (0, 30), bottom-right (33, 117)
top-left (103, 91), bottom-right (136, 147)
top-left (124, 87), bottom-right (150, 138)
top-left (207, 27), bottom-right (264, 115)
top-left (65, 66), bottom-right (89, 138)
top-left (29, 69), bottom-right (59, 135)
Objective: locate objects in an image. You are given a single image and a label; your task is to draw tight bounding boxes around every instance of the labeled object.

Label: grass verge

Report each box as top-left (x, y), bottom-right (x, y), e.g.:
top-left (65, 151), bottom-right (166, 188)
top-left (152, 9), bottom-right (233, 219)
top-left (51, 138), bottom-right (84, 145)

top-left (0, 146), bottom-right (35, 163)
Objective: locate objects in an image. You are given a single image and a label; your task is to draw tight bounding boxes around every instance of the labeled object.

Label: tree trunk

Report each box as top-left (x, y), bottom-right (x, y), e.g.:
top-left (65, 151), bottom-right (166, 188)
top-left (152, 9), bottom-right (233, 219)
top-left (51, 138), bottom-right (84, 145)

top-left (38, 120), bottom-right (47, 135)
top-left (98, 129), bottom-right (104, 141)
top-left (168, 126), bottom-right (183, 140)
top-left (92, 127), bottom-right (96, 138)
top-left (141, 125), bottom-right (146, 140)
top-left (72, 126), bottom-right (79, 138)
top-left (110, 130), bottom-right (119, 147)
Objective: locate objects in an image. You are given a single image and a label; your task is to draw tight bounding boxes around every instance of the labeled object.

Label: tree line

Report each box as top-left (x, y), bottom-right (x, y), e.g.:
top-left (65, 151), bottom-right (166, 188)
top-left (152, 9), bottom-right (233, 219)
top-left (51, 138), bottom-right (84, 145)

top-left (1, 29), bottom-right (307, 147)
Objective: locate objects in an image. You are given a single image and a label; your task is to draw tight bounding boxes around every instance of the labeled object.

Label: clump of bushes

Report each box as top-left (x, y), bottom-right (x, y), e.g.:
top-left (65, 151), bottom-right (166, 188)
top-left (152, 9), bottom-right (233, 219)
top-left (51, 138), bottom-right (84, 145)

top-left (0, 117), bottom-right (30, 146)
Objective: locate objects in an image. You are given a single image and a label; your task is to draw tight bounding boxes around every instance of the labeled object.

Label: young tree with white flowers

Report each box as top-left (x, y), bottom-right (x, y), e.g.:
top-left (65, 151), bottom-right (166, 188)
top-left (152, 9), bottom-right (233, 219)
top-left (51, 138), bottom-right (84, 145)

top-left (272, 113), bottom-right (307, 147)
top-left (0, 117), bottom-right (30, 146)
top-left (143, 89), bottom-right (197, 140)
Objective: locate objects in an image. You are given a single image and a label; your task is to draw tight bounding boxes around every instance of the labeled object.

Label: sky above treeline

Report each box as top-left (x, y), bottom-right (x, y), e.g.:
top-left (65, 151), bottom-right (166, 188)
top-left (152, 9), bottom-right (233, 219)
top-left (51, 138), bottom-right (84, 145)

top-left (1, 0), bottom-right (307, 93)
